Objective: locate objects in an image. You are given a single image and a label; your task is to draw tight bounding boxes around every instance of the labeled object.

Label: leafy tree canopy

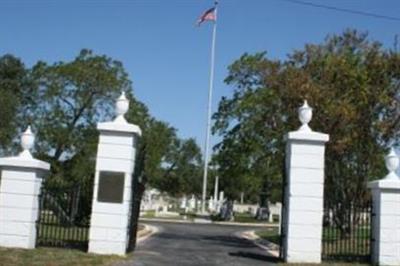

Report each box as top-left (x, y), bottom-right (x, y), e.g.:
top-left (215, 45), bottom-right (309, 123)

top-left (0, 49), bottom-right (203, 199)
top-left (213, 29), bottom-right (400, 204)
top-left (0, 54), bottom-right (33, 153)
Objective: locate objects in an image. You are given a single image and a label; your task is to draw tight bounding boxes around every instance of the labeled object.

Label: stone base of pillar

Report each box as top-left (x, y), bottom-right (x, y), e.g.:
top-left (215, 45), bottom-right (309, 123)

top-left (283, 127), bottom-right (329, 264)
top-left (368, 179), bottom-right (400, 266)
top-left (89, 206), bottom-right (130, 255)
top-left (89, 232), bottom-right (128, 256)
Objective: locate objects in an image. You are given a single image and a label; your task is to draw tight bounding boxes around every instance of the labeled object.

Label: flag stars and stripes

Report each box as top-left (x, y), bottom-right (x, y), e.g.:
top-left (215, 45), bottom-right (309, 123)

top-left (197, 7), bottom-right (217, 26)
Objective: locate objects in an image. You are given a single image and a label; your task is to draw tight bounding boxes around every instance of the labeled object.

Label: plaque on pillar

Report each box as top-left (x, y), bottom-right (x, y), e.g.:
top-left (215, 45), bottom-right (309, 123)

top-left (97, 171), bottom-right (125, 203)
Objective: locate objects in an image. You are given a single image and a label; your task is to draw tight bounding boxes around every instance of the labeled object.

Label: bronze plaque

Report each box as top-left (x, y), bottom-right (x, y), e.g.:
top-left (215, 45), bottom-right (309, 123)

top-left (97, 171), bottom-right (125, 203)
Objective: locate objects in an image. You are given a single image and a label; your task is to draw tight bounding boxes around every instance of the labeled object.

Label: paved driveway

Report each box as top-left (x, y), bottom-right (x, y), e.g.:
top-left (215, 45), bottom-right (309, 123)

top-left (123, 221), bottom-right (277, 266)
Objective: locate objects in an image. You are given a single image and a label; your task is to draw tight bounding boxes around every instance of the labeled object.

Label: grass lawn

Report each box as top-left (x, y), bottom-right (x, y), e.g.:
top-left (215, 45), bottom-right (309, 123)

top-left (0, 247), bottom-right (129, 266)
top-left (141, 210), bottom-right (196, 221)
top-left (234, 212), bottom-right (275, 223)
top-left (141, 210), bottom-right (156, 218)
top-left (256, 227), bottom-right (371, 265)
top-left (256, 227), bottom-right (280, 245)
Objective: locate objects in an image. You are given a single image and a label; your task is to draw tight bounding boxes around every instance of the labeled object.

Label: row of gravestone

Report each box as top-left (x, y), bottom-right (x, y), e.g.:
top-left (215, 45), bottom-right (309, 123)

top-left (0, 96), bottom-right (399, 265)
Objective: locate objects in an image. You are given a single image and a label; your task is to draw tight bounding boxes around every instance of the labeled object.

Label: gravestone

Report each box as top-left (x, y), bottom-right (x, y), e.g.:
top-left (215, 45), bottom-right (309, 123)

top-left (219, 200), bottom-right (233, 221)
top-left (208, 196), bottom-right (214, 211)
top-left (180, 196), bottom-right (187, 209)
top-left (189, 195), bottom-right (196, 210)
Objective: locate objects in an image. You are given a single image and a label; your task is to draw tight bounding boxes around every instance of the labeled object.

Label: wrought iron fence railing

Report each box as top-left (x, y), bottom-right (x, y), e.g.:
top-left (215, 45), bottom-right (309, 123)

top-left (36, 186), bottom-right (91, 250)
top-left (322, 200), bottom-right (373, 263)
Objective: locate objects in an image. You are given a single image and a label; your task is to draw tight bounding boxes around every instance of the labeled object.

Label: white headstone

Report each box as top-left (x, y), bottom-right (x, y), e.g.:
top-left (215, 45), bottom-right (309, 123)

top-left (189, 195), bottom-right (196, 210)
top-left (180, 196), bottom-right (187, 209)
top-left (213, 176), bottom-right (219, 210)
top-left (208, 196), bottom-right (214, 211)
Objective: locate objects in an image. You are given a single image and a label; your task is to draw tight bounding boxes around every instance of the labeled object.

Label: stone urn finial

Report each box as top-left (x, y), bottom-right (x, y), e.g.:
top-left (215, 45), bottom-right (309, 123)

top-left (384, 147), bottom-right (399, 180)
top-left (115, 91), bottom-right (129, 123)
top-left (298, 100), bottom-right (313, 132)
top-left (20, 126), bottom-right (35, 158)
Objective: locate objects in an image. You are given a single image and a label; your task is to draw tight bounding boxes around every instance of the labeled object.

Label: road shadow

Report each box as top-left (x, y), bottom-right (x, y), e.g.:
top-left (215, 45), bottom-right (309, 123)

top-left (156, 232), bottom-right (202, 241)
top-left (229, 251), bottom-right (280, 263)
top-left (202, 235), bottom-right (257, 248)
top-left (157, 233), bottom-right (258, 249)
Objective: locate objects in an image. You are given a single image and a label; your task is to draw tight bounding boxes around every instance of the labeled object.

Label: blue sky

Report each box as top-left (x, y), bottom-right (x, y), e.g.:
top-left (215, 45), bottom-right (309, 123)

top-left (1, 0), bottom-right (400, 154)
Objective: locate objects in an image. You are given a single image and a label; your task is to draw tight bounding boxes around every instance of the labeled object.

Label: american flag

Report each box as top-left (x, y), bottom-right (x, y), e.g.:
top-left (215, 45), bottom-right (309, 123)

top-left (197, 7), bottom-right (216, 26)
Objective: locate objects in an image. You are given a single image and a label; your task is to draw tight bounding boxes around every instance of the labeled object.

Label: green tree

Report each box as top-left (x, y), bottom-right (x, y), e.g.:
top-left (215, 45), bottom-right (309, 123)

top-left (24, 49), bottom-right (131, 194)
top-left (0, 54), bottom-right (34, 154)
top-left (213, 30), bottom-right (400, 225)
top-left (157, 138), bottom-right (203, 197)
top-left (12, 49), bottom-right (135, 219)
top-left (126, 86), bottom-right (203, 198)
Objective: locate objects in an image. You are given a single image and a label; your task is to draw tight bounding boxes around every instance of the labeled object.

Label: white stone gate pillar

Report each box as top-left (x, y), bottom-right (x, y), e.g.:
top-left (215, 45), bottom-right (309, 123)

top-left (88, 92), bottom-right (141, 255)
top-left (282, 100), bottom-right (329, 263)
top-left (0, 127), bottom-right (50, 249)
top-left (368, 148), bottom-right (400, 266)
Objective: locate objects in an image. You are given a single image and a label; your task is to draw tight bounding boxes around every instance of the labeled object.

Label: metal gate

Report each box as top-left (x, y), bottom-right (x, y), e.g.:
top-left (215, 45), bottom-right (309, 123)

top-left (127, 145), bottom-right (146, 252)
top-left (322, 198), bottom-right (373, 262)
top-left (36, 185), bottom-right (91, 250)
top-left (279, 158), bottom-right (287, 260)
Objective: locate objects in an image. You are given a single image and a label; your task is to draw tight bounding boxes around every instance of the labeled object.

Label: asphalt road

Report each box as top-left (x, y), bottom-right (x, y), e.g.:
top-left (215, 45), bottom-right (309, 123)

top-left (126, 221), bottom-right (278, 266)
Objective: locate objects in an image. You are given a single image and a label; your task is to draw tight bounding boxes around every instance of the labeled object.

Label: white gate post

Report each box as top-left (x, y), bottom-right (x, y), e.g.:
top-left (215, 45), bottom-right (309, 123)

top-left (0, 127), bottom-right (50, 249)
top-left (88, 92), bottom-right (141, 255)
top-left (368, 148), bottom-right (400, 266)
top-left (282, 100), bottom-right (329, 263)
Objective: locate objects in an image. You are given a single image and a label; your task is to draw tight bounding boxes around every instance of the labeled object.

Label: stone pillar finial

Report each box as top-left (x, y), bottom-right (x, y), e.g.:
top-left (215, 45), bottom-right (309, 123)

top-left (384, 147), bottom-right (399, 180)
top-left (115, 91), bottom-right (129, 123)
top-left (298, 100), bottom-right (313, 132)
top-left (20, 126), bottom-right (35, 158)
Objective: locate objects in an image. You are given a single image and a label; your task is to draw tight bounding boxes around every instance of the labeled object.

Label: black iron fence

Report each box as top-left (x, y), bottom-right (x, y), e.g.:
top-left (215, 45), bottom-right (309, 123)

top-left (36, 186), bottom-right (91, 250)
top-left (127, 180), bottom-right (145, 252)
top-left (322, 200), bottom-right (373, 262)
top-left (279, 158), bottom-right (287, 260)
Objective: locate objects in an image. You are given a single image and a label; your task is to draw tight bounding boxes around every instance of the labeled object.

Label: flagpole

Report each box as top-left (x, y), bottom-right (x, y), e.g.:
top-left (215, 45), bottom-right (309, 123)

top-left (201, 1), bottom-right (218, 214)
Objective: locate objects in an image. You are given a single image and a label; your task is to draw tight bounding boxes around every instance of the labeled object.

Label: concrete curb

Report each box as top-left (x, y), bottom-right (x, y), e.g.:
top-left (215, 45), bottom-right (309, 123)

top-left (236, 230), bottom-right (280, 258)
top-left (139, 217), bottom-right (279, 228)
top-left (215, 221), bottom-right (278, 227)
top-left (136, 224), bottom-right (159, 244)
